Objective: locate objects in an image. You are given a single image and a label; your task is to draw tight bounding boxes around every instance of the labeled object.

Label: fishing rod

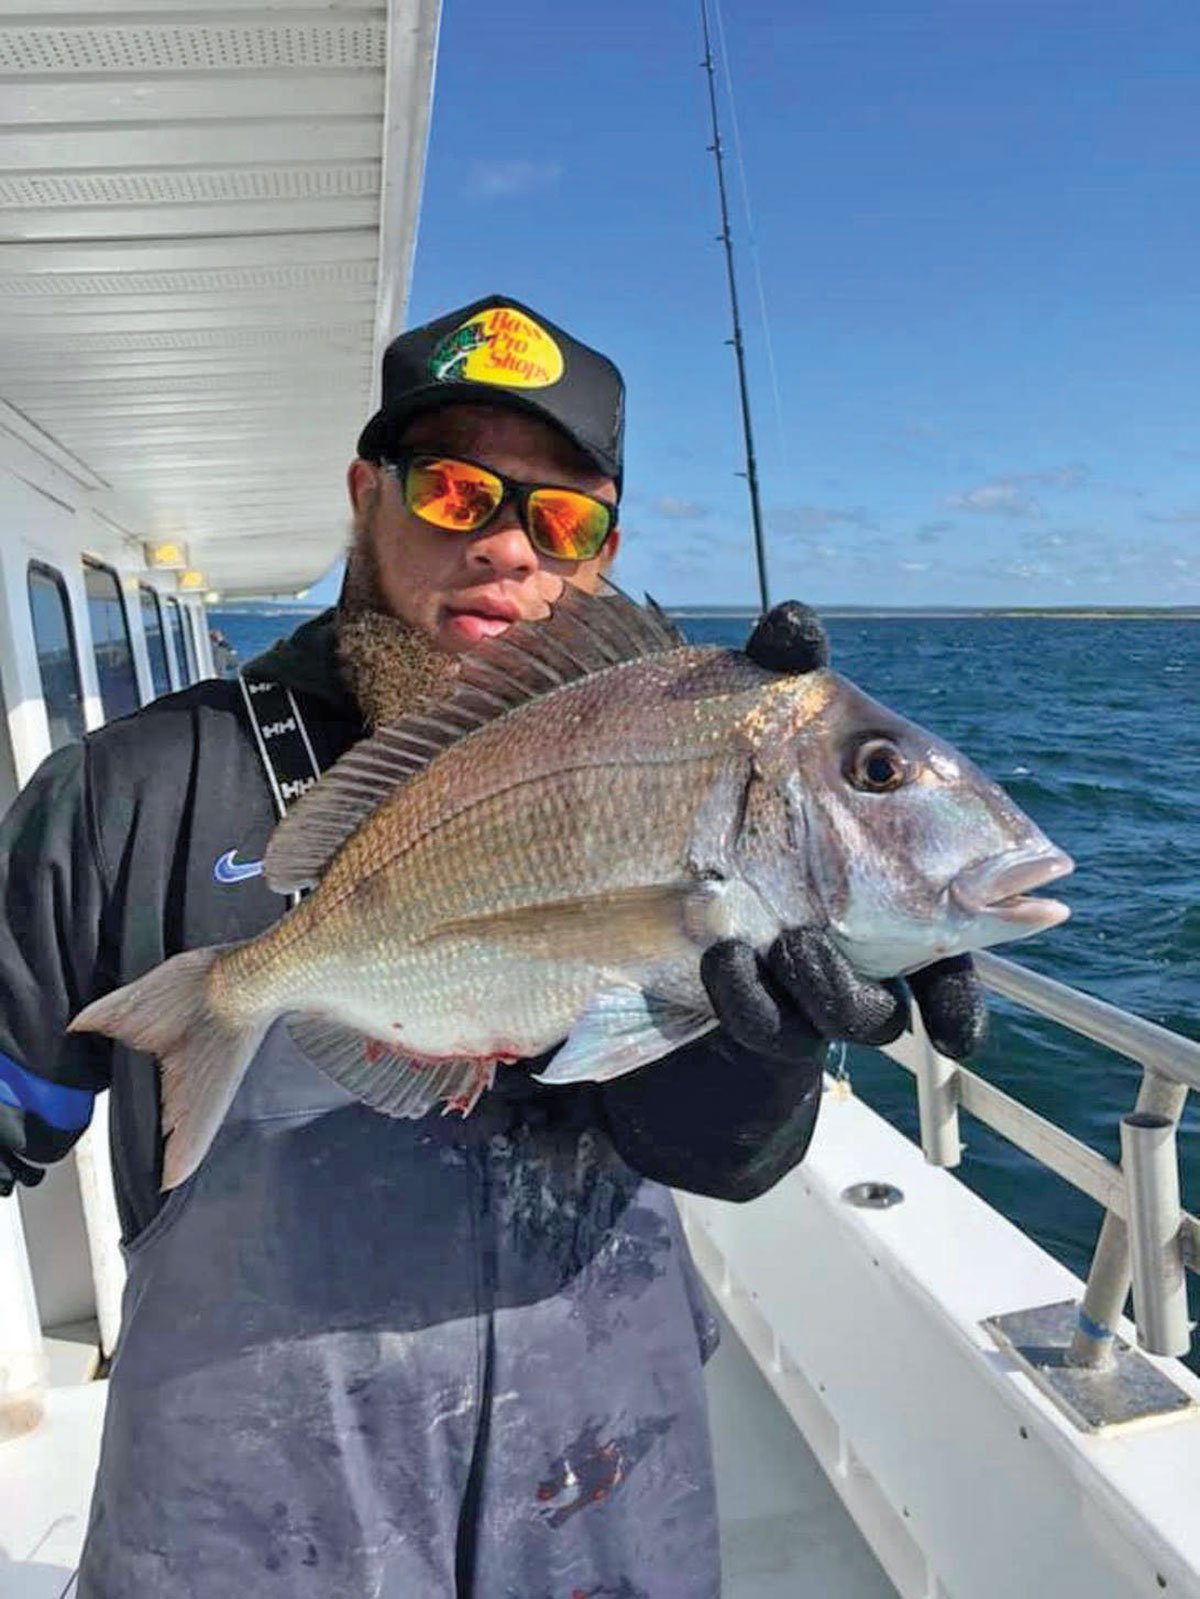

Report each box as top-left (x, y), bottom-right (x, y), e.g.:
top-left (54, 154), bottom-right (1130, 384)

top-left (699, 0), bottom-right (771, 613)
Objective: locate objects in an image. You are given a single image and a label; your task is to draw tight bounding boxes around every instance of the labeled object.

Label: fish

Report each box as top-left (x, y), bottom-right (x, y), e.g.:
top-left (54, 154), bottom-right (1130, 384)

top-left (69, 584), bottom-right (1073, 1189)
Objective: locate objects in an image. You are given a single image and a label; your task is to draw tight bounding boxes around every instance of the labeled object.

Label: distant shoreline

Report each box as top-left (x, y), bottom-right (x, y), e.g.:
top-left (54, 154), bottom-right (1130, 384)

top-left (667, 605), bottom-right (1200, 620)
top-left (214, 601), bottom-right (1200, 622)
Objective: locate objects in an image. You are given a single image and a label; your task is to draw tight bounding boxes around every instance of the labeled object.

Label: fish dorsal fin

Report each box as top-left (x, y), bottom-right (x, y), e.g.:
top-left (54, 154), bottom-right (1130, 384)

top-left (263, 583), bottom-right (683, 894)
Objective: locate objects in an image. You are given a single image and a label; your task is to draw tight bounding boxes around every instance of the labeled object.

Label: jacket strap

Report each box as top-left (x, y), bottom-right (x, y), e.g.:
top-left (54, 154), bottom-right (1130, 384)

top-left (236, 673), bottom-right (322, 820)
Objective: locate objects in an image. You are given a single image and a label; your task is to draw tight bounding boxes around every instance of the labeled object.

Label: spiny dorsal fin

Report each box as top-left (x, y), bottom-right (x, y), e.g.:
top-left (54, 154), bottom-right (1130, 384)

top-left (263, 582), bottom-right (683, 894)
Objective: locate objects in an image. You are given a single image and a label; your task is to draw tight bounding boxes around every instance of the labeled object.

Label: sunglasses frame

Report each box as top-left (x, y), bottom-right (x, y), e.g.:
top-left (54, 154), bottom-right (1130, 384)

top-left (378, 450), bottom-right (618, 562)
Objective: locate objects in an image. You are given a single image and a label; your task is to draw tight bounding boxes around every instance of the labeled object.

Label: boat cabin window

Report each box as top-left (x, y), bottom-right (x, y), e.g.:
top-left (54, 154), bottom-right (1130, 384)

top-left (138, 585), bottom-right (173, 699)
top-left (170, 596), bottom-right (199, 683)
top-left (162, 596), bottom-right (186, 686)
top-left (83, 560), bottom-right (141, 723)
top-left (184, 607), bottom-right (206, 679)
top-left (26, 562), bottom-right (85, 750)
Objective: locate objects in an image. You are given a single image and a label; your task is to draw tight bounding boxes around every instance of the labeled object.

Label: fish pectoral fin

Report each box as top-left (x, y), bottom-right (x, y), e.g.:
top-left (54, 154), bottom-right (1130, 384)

top-left (285, 1016), bottom-right (494, 1119)
top-left (534, 985), bottom-right (717, 1086)
top-left (422, 884), bottom-right (707, 963)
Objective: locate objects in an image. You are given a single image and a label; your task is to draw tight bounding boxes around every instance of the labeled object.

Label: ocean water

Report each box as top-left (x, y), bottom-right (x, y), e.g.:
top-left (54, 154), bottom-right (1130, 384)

top-left (212, 605), bottom-right (1200, 1353)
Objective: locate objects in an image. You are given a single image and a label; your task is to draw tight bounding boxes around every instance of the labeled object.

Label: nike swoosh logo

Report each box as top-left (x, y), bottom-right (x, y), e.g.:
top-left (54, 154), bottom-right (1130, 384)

top-left (213, 849), bottom-right (264, 885)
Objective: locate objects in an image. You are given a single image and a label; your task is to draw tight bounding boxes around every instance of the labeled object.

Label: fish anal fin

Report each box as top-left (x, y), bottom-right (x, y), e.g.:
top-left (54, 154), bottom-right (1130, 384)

top-left (285, 1016), bottom-right (497, 1120)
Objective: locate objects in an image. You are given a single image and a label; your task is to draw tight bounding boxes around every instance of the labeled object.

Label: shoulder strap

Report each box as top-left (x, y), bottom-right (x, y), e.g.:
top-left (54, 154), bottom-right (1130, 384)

top-left (236, 673), bottom-right (322, 821)
top-left (236, 672), bottom-right (323, 906)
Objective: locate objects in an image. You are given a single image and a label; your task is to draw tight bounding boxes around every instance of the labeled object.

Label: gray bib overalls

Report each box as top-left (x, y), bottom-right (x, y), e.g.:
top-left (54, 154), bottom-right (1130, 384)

top-left (77, 1021), bottom-right (721, 1597)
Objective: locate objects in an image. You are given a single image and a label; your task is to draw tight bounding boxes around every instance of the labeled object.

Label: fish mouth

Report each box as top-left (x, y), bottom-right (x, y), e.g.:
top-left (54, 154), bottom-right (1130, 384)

top-left (950, 846), bottom-right (1074, 929)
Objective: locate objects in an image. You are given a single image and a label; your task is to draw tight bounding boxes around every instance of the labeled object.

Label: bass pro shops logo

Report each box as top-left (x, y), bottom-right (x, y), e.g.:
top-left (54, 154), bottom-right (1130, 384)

top-left (428, 306), bottom-right (564, 389)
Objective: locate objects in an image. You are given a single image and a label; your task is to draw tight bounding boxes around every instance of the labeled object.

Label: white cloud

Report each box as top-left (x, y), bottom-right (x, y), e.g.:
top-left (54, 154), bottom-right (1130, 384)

top-left (1012, 464), bottom-right (1088, 489)
top-left (771, 504), bottom-right (877, 536)
top-left (1147, 508), bottom-right (1200, 526)
top-left (465, 159), bottom-right (563, 199)
top-left (947, 481), bottom-right (1042, 517)
top-left (650, 497), bottom-right (709, 520)
top-left (945, 463), bottom-right (1087, 519)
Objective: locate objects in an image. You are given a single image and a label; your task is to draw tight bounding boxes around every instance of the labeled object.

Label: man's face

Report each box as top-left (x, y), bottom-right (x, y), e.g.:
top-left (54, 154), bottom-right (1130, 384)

top-left (346, 404), bottom-right (619, 655)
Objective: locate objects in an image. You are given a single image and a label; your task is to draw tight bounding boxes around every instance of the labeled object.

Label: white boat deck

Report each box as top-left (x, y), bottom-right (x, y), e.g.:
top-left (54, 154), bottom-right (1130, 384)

top-left (710, 1303), bottom-right (897, 1597)
top-left (0, 1307), bottom-right (893, 1599)
top-left (0, 1377), bottom-right (102, 1597)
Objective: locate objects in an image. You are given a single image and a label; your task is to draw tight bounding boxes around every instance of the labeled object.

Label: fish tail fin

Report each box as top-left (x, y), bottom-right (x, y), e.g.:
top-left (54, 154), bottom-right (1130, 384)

top-left (69, 946), bottom-right (266, 1190)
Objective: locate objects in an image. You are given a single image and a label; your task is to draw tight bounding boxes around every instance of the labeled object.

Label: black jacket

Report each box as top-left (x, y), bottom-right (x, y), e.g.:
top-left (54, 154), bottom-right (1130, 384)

top-left (0, 610), bottom-right (822, 1239)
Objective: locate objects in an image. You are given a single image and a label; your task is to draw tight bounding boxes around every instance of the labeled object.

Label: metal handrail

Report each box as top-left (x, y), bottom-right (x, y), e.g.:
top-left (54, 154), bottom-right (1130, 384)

top-left (881, 1030), bottom-right (1200, 1257)
top-left (974, 950), bottom-right (1200, 1090)
top-left (876, 949), bottom-right (1198, 1365)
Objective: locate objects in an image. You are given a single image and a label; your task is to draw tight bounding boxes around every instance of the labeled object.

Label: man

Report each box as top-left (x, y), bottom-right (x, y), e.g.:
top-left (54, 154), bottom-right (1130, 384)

top-left (0, 295), bottom-right (984, 1596)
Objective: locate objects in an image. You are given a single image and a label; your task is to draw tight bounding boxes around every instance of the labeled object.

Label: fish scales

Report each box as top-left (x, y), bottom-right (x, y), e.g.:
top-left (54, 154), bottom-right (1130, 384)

top-left (222, 650), bottom-right (783, 992)
top-left (227, 753), bottom-right (741, 1057)
top-left (315, 649), bottom-right (776, 895)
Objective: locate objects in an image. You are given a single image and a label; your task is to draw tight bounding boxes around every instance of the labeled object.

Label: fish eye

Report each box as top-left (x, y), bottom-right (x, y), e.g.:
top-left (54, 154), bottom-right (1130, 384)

top-left (848, 737), bottom-right (908, 793)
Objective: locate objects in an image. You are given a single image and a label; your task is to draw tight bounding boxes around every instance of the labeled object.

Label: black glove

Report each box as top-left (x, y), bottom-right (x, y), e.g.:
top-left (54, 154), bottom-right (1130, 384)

top-left (713, 599), bottom-right (988, 1063)
top-left (0, 1089), bottom-right (88, 1197)
top-left (0, 1103), bottom-right (47, 1197)
top-left (701, 933), bottom-right (986, 1062)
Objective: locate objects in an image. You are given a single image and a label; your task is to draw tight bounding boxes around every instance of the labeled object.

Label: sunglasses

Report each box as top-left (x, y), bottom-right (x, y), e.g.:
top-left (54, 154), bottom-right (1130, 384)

top-left (379, 451), bottom-right (617, 563)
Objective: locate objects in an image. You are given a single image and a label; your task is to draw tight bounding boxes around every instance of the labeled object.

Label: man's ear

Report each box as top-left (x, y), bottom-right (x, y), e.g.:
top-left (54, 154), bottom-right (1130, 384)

top-left (347, 457), bottom-right (380, 519)
top-left (601, 525), bottom-right (621, 566)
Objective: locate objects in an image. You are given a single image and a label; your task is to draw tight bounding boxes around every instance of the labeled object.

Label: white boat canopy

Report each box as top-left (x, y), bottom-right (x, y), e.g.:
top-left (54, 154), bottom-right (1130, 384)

top-left (0, 0), bottom-right (439, 597)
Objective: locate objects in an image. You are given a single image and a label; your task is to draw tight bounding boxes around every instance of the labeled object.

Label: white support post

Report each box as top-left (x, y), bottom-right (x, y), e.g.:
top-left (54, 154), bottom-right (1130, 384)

top-left (911, 1011), bottom-right (962, 1169)
top-left (73, 1098), bottom-right (125, 1360)
top-left (0, 1198), bottom-right (46, 1440)
top-left (1068, 1069), bottom-right (1189, 1368)
top-left (1120, 1112), bottom-right (1191, 1358)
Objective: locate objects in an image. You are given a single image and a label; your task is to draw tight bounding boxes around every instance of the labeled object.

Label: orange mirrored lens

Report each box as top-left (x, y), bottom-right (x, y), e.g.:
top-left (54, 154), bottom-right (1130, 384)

top-left (527, 490), bottom-right (611, 560)
top-left (406, 458), bottom-right (503, 531)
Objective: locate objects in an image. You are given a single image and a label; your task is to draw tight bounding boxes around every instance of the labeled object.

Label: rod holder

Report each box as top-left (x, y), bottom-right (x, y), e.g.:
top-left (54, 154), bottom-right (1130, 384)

top-left (1069, 1069), bottom-right (1187, 1368)
top-left (1067, 1210), bottom-right (1125, 1370)
top-left (912, 1011), bottom-right (961, 1168)
top-left (1120, 1112), bottom-right (1191, 1357)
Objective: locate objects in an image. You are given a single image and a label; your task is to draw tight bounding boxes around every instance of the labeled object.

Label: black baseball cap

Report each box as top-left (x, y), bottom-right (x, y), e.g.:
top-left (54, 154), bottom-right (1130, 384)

top-left (356, 294), bottom-right (625, 492)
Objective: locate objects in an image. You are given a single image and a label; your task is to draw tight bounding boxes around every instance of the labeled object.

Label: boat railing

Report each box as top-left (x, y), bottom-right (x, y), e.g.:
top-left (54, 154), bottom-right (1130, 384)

top-left (877, 948), bottom-right (1198, 1384)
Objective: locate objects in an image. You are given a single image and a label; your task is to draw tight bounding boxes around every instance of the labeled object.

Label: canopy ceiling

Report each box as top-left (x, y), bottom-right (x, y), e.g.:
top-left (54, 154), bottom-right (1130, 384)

top-left (0, 0), bottom-right (439, 595)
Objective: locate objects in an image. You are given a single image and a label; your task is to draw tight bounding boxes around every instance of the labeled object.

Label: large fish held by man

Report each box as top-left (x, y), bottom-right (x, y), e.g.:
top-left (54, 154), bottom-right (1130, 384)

top-left (70, 585), bottom-right (1072, 1189)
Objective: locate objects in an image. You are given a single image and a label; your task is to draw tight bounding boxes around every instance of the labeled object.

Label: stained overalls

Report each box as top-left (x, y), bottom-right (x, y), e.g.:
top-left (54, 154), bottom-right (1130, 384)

top-left (76, 673), bottom-right (722, 1599)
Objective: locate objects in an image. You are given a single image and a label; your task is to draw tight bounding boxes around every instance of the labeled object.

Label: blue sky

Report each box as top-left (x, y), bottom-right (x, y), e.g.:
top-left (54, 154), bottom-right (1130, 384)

top-left (308, 0), bottom-right (1199, 609)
